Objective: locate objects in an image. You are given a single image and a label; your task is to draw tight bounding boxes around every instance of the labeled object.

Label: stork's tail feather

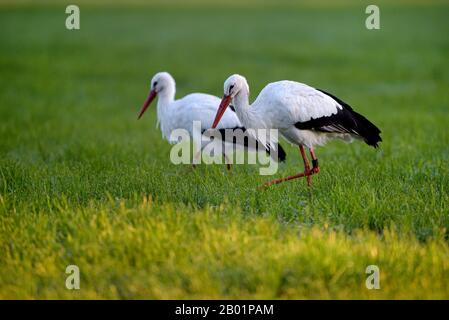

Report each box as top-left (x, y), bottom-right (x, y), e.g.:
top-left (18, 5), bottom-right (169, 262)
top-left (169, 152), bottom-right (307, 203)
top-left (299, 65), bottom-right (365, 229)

top-left (349, 110), bottom-right (382, 148)
top-left (314, 89), bottom-right (382, 148)
top-left (265, 143), bottom-right (287, 162)
top-left (277, 143), bottom-right (287, 162)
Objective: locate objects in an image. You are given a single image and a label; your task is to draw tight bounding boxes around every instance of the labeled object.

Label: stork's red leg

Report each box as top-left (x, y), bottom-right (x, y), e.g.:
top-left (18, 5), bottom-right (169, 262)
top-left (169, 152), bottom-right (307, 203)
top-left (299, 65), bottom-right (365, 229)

top-left (261, 145), bottom-right (315, 188)
top-left (299, 145), bottom-right (312, 186)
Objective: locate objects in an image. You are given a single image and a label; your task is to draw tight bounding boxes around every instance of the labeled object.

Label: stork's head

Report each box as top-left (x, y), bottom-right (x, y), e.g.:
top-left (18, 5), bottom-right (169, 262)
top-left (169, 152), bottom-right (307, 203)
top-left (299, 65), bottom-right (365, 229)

top-left (212, 74), bottom-right (249, 129)
top-left (138, 72), bottom-right (176, 119)
top-left (223, 74), bottom-right (249, 98)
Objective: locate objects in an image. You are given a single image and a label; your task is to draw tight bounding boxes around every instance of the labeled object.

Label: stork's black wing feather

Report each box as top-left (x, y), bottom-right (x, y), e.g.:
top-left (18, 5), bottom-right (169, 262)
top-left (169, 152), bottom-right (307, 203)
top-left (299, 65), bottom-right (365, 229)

top-left (294, 89), bottom-right (382, 148)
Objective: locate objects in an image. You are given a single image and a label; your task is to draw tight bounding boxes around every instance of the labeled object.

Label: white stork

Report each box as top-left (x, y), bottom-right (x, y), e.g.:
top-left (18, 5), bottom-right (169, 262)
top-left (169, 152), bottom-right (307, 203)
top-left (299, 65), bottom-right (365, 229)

top-left (212, 74), bottom-right (382, 187)
top-left (137, 72), bottom-right (286, 168)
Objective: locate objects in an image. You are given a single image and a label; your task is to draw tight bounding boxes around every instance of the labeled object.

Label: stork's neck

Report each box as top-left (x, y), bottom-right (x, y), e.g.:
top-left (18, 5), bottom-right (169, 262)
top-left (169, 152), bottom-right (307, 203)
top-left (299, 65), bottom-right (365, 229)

top-left (232, 89), bottom-right (252, 127)
top-left (157, 84), bottom-right (175, 136)
top-left (156, 85), bottom-right (176, 125)
top-left (157, 84), bottom-right (175, 106)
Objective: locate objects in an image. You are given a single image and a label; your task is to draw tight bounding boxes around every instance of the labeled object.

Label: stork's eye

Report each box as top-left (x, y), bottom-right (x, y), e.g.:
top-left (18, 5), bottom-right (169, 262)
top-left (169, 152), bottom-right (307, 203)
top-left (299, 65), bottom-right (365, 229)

top-left (153, 81), bottom-right (158, 88)
top-left (229, 85), bottom-right (234, 94)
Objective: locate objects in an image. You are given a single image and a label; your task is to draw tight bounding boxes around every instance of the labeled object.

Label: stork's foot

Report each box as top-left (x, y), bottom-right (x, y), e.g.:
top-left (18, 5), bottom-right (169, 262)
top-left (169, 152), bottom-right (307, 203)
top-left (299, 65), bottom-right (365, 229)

top-left (259, 150), bottom-right (320, 189)
top-left (259, 169), bottom-right (313, 189)
top-left (226, 163), bottom-right (232, 171)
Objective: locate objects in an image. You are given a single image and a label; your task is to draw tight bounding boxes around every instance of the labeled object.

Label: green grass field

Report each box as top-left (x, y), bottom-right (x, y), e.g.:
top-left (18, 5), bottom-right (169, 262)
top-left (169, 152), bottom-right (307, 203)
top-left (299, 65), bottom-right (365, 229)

top-left (0, 1), bottom-right (448, 299)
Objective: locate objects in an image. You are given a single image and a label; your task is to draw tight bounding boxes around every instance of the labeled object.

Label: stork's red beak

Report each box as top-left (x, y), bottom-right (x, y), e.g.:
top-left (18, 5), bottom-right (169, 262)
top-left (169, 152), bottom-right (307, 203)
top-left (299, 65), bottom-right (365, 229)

top-left (138, 89), bottom-right (157, 119)
top-left (212, 95), bottom-right (232, 129)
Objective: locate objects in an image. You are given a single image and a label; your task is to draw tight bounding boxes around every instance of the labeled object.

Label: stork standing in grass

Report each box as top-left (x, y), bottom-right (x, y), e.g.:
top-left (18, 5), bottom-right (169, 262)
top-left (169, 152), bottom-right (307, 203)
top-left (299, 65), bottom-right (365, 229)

top-left (212, 74), bottom-right (381, 187)
top-left (137, 72), bottom-right (286, 168)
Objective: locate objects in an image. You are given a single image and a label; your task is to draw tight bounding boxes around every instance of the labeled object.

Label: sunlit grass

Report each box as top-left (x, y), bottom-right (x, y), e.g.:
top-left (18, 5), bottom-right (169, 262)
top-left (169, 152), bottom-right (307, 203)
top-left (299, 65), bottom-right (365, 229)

top-left (1, 197), bottom-right (448, 299)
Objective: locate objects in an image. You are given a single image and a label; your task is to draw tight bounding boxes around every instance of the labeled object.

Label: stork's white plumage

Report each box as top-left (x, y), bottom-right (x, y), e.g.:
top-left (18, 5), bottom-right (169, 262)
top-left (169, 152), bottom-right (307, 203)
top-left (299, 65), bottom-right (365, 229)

top-left (212, 74), bottom-right (382, 187)
top-left (137, 72), bottom-right (286, 167)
